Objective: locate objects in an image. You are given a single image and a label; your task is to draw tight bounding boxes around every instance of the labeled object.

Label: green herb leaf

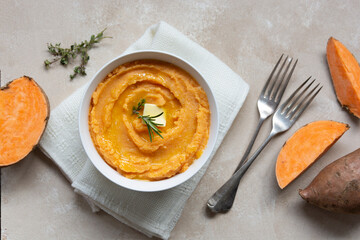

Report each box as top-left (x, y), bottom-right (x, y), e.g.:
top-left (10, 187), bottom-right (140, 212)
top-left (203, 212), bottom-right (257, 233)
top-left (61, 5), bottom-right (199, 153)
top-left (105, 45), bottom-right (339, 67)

top-left (44, 28), bottom-right (112, 80)
top-left (132, 99), bottom-right (164, 142)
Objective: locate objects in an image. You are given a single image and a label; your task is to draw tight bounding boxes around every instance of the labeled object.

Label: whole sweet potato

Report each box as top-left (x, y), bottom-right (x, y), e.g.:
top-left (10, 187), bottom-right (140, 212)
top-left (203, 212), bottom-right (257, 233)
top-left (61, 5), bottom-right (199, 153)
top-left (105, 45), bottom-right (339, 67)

top-left (299, 148), bottom-right (360, 214)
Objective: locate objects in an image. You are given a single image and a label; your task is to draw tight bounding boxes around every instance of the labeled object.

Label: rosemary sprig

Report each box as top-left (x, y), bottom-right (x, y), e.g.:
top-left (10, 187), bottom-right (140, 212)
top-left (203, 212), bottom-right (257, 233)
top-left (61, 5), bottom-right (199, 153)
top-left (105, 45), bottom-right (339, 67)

top-left (132, 98), bottom-right (146, 114)
top-left (44, 28), bottom-right (111, 80)
top-left (132, 99), bottom-right (164, 142)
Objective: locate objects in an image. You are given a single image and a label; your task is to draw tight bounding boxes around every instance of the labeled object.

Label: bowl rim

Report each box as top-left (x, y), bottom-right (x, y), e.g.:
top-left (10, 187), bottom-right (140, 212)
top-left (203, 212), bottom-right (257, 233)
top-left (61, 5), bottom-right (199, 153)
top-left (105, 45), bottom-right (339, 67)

top-left (79, 50), bottom-right (219, 192)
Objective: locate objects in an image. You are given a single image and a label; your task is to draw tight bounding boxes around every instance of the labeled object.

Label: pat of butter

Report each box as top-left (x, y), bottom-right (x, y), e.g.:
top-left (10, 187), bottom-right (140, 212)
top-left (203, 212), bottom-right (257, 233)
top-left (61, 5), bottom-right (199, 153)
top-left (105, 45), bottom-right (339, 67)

top-left (143, 103), bottom-right (166, 127)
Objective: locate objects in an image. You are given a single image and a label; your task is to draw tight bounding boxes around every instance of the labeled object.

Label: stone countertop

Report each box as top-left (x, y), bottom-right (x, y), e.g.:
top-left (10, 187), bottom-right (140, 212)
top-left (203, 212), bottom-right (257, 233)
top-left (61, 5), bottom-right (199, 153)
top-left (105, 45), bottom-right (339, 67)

top-left (1, 0), bottom-right (360, 239)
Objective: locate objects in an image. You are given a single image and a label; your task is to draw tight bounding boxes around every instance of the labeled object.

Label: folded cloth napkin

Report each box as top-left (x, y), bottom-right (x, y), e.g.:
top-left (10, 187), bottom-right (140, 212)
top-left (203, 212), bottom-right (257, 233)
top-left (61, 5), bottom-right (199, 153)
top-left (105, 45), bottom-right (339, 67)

top-left (39, 21), bottom-right (249, 239)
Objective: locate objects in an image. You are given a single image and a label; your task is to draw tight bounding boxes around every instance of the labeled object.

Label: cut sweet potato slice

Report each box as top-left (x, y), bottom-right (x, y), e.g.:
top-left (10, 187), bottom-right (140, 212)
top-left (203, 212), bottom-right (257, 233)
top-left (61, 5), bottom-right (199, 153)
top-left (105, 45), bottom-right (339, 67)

top-left (327, 37), bottom-right (360, 118)
top-left (276, 120), bottom-right (349, 189)
top-left (0, 76), bottom-right (50, 166)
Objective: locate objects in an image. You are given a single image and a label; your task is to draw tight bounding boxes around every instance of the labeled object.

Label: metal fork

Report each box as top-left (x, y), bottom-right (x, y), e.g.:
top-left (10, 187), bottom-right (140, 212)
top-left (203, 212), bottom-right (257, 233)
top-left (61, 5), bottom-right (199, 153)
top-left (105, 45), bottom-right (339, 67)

top-left (207, 77), bottom-right (322, 213)
top-left (206, 55), bottom-right (297, 212)
top-left (236, 55), bottom-right (297, 171)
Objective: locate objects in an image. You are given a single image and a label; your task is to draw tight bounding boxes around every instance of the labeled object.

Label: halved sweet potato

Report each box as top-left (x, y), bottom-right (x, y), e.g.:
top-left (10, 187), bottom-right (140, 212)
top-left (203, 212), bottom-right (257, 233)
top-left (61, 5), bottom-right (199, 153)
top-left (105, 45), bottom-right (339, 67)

top-left (327, 37), bottom-right (360, 118)
top-left (276, 121), bottom-right (349, 189)
top-left (299, 148), bottom-right (360, 214)
top-left (0, 76), bottom-right (50, 166)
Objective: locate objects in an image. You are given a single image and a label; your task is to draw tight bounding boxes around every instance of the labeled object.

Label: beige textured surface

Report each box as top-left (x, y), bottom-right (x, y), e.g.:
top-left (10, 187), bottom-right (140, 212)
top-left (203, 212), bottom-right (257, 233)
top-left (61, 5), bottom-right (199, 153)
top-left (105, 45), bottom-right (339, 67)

top-left (1, 0), bottom-right (360, 239)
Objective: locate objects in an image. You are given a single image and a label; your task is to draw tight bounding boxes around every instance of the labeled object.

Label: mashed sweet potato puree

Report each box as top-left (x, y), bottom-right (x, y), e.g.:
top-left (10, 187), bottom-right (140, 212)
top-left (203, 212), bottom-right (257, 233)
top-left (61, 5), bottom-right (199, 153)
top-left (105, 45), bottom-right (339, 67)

top-left (89, 60), bottom-right (210, 181)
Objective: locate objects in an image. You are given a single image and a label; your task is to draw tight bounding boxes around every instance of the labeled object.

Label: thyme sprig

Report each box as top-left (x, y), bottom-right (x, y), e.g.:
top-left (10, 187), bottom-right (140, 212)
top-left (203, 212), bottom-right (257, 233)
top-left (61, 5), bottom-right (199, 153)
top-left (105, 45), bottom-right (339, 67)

top-left (44, 28), bottom-right (111, 80)
top-left (132, 99), bottom-right (164, 142)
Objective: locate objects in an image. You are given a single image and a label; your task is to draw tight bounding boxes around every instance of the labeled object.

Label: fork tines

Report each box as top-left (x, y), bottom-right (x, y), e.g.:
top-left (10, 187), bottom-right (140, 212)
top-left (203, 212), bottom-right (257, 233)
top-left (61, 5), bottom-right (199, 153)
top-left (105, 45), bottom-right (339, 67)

top-left (280, 77), bottom-right (322, 120)
top-left (262, 54), bottom-right (298, 102)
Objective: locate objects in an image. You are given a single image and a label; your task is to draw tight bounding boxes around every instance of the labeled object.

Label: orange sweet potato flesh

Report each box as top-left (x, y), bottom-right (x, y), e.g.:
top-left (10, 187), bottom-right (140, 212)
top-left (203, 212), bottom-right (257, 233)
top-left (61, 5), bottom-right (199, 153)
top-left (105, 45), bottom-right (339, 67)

top-left (276, 121), bottom-right (349, 189)
top-left (0, 76), bottom-right (50, 166)
top-left (299, 148), bottom-right (360, 214)
top-left (327, 37), bottom-right (360, 118)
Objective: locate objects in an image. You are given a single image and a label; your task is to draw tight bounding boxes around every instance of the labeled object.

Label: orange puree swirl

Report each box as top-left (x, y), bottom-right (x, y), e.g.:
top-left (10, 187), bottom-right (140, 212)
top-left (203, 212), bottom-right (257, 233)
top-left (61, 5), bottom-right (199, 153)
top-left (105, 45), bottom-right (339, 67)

top-left (89, 60), bottom-right (210, 181)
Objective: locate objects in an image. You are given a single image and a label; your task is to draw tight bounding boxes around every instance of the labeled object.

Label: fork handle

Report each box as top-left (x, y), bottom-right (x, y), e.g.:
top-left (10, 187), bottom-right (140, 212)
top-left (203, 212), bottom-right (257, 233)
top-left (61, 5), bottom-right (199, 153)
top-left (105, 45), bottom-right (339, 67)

top-left (218, 117), bottom-right (265, 210)
top-left (235, 117), bottom-right (265, 172)
top-left (207, 131), bottom-right (277, 213)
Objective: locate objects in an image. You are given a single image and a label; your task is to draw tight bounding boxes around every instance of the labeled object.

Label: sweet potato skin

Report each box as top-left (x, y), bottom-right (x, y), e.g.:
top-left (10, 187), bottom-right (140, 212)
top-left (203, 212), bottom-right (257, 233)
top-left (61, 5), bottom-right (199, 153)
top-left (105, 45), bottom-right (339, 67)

top-left (0, 76), bottom-right (50, 166)
top-left (326, 37), bottom-right (360, 118)
top-left (276, 121), bottom-right (349, 189)
top-left (299, 148), bottom-right (360, 214)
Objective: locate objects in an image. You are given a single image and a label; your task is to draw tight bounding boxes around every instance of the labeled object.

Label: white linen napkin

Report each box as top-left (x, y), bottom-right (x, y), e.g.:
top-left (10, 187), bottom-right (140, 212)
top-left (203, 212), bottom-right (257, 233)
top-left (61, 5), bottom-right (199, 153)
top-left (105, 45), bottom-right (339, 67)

top-left (39, 21), bottom-right (249, 239)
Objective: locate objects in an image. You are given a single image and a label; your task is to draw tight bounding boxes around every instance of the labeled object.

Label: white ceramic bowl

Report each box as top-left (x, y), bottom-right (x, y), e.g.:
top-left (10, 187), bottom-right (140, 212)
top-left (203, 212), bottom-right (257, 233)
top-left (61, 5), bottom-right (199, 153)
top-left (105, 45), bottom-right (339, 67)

top-left (79, 50), bottom-right (219, 192)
